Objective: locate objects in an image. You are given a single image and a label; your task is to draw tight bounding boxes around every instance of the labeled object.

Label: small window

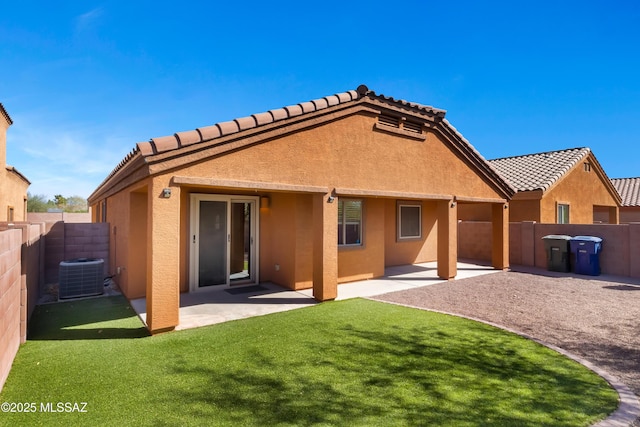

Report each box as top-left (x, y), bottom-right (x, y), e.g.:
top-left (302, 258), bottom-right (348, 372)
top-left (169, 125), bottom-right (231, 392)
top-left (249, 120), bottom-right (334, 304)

top-left (398, 203), bottom-right (422, 239)
top-left (338, 199), bottom-right (362, 246)
top-left (584, 163), bottom-right (591, 172)
top-left (101, 200), bottom-right (107, 223)
top-left (557, 203), bottom-right (570, 224)
top-left (7, 206), bottom-right (14, 222)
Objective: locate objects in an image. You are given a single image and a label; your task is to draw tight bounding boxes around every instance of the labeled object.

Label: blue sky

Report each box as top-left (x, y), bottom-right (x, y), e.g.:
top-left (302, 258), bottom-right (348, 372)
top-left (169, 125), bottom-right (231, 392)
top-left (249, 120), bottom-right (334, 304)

top-left (2, 1), bottom-right (640, 199)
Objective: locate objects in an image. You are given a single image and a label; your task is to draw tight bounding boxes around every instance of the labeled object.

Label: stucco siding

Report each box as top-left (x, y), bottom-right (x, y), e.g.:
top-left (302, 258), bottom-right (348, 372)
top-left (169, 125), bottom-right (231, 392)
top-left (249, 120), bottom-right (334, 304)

top-left (540, 158), bottom-right (618, 224)
top-left (173, 114), bottom-right (503, 201)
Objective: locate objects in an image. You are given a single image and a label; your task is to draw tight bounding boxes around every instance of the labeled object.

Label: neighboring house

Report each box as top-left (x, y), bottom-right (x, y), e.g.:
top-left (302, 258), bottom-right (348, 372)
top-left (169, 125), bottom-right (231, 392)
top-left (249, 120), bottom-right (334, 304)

top-left (610, 177), bottom-right (640, 223)
top-left (0, 103), bottom-right (30, 221)
top-left (88, 85), bottom-right (515, 334)
top-left (459, 147), bottom-right (620, 224)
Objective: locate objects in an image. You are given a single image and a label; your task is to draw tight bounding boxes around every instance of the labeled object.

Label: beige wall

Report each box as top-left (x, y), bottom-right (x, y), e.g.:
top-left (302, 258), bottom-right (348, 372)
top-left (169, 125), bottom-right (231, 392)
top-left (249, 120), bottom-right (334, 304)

top-left (0, 169), bottom-right (28, 222)
top-left (0, 113), bottom-right (29, 222)
top-left (539, 157), bottom-right (618, 224)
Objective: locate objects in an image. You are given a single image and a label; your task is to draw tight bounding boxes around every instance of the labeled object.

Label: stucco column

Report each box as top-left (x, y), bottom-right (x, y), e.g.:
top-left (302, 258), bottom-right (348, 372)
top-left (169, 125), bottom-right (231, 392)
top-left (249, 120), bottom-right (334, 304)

top-left (491, 203), bottom-right (509, 270)
top-left (629, 223), bottom-right (640, 279)
top-left (312, 193), bottom-right (338, 301)
top-left (146, 181), bottom-right (180, 333)
top-left (437, 199), bottom-right (457, 279)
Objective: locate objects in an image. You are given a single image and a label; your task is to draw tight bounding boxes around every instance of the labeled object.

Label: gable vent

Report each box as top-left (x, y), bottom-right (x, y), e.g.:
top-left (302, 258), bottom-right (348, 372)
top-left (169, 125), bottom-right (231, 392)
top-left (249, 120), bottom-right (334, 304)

top-left (403, 121), bottom-right (423, 134)
top-left (378, 114), bottom-right (400, 128)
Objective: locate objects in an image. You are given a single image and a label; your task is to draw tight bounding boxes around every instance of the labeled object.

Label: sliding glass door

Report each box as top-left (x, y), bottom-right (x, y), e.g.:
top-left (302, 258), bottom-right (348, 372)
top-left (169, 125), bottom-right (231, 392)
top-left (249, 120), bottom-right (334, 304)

top-left (190, 195), bottom-right (258, 290)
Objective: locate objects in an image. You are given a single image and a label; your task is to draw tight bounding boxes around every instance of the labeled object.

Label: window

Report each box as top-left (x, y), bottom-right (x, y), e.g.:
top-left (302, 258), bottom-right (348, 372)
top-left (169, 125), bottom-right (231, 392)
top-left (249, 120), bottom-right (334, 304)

top-left (338, 199), bottom-right (362, 246)
top-left (557, 203), bottom-right (570, 224)
top-left (7, 206), bottom-right (14, 222)
top-left (398, 202), bottom-right (422, 239)
top-left (584, 162), bottom-right (591, 172)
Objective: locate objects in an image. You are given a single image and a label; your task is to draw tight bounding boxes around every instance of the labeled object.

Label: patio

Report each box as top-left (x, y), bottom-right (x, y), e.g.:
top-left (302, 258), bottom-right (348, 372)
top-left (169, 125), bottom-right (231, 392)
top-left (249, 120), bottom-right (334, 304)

top-left (130, 261), bottom-right (499, 331)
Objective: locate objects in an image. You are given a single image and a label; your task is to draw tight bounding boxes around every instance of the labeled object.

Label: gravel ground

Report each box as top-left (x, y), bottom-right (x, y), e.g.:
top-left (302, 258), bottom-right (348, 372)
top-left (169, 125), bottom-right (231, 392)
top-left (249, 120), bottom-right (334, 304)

top-left (371, 267), bottom-right (640, 425)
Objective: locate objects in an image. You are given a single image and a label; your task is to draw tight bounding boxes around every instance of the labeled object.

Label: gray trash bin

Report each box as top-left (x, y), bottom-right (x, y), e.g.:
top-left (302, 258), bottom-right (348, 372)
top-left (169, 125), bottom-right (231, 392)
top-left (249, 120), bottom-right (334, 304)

top-left (542, 235), bottom-right (572, 272)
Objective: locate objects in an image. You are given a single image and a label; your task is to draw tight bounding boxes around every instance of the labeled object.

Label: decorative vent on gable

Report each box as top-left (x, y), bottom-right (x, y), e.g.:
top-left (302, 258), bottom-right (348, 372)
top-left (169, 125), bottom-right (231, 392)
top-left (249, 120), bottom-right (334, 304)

top-left (403, 121), bottom-right (422, 134)
top-left (378, 114), bottom-right (400, 128)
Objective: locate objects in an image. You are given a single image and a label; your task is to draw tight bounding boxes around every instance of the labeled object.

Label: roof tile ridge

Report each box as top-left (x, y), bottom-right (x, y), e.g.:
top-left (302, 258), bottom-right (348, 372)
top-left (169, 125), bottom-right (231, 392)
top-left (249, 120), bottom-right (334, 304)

top-left (142, 86), bottom-right (365, 156)
top-left (0, 103), bottom-right (13, 125)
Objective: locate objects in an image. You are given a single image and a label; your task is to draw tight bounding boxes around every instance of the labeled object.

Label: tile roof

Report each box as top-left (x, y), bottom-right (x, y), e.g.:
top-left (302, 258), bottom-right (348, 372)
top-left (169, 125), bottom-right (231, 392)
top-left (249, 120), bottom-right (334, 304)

top-left (90, 85), bottom-right (514, 201)
top-left (488, 147), bottom-right (591, 192)
top-left (0, 103), bottom-right (13, 125)
top-left (611, 177), bottom-right (640, 206)
top-left (98, 85), bottom-right (449, 189)
top-left (137, 85), bottom-right (446, 157)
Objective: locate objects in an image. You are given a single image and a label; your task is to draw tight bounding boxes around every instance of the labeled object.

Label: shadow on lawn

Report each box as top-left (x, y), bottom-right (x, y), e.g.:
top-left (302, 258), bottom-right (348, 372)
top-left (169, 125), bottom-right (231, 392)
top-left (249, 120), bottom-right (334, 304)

top-left (158, 322), bottom-right (614, 426)
top-left (28, 295), bottom-right (149, 340)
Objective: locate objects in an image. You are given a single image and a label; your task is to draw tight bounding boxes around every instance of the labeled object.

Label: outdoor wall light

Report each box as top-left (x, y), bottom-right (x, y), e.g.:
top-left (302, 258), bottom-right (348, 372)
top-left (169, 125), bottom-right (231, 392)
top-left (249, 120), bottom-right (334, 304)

top-left (260, 196), bottom-right (270, 209)
top-left (327, 196), bottom-right (335, 203)
top-left (162, 188), bottom-right (172, 198)
top-left (450, 201), bottom-right (456, 208)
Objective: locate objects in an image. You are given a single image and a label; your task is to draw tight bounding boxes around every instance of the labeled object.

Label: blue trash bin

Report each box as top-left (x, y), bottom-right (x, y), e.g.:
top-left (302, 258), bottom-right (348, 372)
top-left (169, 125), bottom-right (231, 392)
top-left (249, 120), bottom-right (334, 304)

top-left (569, 236), bottom-right (603, 276)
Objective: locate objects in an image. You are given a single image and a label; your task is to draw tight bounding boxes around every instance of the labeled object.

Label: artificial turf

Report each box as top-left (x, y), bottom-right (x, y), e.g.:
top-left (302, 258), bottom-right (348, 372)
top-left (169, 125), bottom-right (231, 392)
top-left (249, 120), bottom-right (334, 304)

top-left (0, 295), bottom-right (618, 426)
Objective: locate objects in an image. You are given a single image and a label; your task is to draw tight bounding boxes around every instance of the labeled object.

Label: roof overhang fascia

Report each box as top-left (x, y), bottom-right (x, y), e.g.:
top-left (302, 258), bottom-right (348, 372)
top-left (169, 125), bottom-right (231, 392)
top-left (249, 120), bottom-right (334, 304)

top-left (88, 153), bottom-right (148, 203)
top-left (6, 166), bottom-right (30, 185)
top-left (172, 176), bottom-right (329, 194)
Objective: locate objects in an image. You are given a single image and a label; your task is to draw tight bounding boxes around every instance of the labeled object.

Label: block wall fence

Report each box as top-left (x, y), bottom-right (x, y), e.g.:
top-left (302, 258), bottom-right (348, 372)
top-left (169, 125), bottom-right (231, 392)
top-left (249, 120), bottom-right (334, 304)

top-left (0, 220), bottom-right (109, 392)
top-left (459, 221), bottom-right (640, 279)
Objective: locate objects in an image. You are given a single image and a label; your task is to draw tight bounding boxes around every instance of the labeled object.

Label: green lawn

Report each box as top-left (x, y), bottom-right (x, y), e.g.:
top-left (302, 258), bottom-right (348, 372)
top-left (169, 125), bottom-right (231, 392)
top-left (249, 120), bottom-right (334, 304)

top-left (0, 295), bottom-right (617, 426)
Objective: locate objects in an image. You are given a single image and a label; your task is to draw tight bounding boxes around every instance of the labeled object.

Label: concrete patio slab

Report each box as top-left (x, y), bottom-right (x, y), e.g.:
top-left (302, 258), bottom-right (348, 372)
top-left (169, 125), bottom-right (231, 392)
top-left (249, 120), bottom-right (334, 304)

top-left (130, 261), bottom-right (500, 331)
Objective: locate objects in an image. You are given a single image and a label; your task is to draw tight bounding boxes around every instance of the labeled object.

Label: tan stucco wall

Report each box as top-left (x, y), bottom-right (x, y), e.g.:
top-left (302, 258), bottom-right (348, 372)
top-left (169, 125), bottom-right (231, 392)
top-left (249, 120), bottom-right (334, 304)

top-left (0, 115), bottom-right (28, 222)
top-left (172, 114), bottom-right (503, 200)
top-left (0, 170), bottom-right (28, 222)
top-left (539, 158), bottom-right (618, 224)
top-left (384, 200), bottom-right (438, 266)
top-left (338, 197), bottom-right (385, 283)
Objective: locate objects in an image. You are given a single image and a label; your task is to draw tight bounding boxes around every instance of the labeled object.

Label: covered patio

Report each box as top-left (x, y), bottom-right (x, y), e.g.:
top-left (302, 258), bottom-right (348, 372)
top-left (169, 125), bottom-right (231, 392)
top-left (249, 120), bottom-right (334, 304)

top-left (130, 261), bottom-right (499, 331)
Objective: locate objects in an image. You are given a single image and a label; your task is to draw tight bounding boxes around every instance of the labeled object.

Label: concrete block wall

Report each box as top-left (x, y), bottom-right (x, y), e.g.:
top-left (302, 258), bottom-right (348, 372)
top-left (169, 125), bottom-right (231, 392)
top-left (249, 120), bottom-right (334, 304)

top-left (64, 223), bottom-right (109, 276)
top-left (44, 222), bottom-right (110, 284)
top-left (459, 220), bottom-right (640, 279)
top-left (0, 229), bottom-right (22, 392)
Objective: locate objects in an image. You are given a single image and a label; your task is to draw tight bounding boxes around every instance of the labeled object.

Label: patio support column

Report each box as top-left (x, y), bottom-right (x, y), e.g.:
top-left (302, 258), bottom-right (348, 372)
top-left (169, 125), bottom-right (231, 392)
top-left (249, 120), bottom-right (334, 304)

top-left (491, 203), bottom-right (509, 270)
top-left (312, 192), bottom-right (338, 301)
top-left (437, 199), bottom-right (457, 279)
top-left (146, 179), bottom-right (180, 333)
